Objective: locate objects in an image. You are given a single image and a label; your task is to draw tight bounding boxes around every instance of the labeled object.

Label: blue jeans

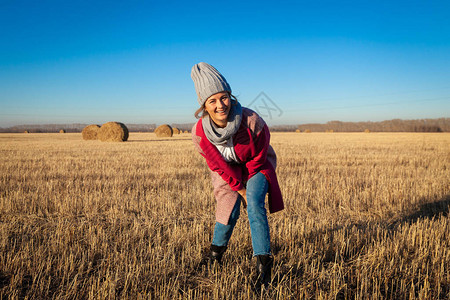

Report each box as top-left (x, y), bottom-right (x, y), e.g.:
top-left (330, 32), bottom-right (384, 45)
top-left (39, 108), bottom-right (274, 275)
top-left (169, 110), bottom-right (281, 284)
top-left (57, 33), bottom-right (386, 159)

top-left (212, 172), bottom-right (271, 256)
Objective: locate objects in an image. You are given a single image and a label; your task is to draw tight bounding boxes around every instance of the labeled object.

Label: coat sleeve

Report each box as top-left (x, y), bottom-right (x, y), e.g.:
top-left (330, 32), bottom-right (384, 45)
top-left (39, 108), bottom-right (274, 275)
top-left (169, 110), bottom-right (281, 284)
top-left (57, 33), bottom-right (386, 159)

top-left (245, 124), bottom-right (270, 179)
top-left (205, 158), bottom-right (245, 192)
top-left (192, 122), bottom-right (245, 192)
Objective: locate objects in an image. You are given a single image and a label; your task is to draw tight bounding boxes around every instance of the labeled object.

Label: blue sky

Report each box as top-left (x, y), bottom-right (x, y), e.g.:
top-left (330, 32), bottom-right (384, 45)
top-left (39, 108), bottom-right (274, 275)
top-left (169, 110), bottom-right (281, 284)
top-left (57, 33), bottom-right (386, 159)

top-left (1, 0), bottom-right (449, 127)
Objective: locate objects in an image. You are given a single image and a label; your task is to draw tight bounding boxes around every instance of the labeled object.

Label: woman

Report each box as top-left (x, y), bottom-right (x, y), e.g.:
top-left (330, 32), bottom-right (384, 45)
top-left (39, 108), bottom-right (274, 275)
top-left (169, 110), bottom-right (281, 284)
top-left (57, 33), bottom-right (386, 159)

top-left (190, 62), bottom-right (284, 289)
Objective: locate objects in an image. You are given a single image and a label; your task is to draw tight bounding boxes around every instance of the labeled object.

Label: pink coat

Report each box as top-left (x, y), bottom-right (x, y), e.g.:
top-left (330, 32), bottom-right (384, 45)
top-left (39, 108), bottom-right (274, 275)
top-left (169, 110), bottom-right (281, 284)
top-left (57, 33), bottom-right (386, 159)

top-left (192, 107), bottom-right (284, 225)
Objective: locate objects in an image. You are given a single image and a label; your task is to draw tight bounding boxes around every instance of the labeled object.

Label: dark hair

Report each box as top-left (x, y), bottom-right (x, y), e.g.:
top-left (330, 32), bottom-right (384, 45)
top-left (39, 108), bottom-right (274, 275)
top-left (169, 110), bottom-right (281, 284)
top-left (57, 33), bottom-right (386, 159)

top-left (194, 93), bottom-right (239, 119)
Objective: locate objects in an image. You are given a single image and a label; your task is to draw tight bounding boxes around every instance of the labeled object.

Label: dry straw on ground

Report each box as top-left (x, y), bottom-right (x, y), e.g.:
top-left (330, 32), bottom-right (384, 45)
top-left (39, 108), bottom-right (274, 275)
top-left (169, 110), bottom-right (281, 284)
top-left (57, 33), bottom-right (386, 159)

top-left (98, 122), bottom-right (129, 142)
top-left (0, 132), bottom-right (449, 299)
top-left (81, 124), bottom-right (100, 140)
top-left (155, 124), bottom-right (173, 137)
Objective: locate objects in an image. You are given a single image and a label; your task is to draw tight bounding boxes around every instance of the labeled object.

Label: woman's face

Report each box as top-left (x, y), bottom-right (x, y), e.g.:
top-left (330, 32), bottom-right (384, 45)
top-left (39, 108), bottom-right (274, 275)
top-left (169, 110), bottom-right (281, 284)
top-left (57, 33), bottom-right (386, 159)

top-left (204, 92), bottom-right (231, 128)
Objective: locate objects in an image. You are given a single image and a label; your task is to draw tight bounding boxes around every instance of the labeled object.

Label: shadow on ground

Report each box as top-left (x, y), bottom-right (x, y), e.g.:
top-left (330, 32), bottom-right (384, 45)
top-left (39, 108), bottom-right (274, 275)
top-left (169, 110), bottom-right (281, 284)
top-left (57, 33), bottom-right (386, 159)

top-left (271, 194), bottom-right (449, 297)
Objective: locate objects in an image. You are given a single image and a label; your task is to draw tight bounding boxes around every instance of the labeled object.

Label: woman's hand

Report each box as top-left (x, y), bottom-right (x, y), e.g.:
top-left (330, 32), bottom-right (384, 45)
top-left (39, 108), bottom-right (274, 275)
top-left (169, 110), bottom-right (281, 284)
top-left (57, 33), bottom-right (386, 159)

top-left (238, 188), bottom-right (247, 208)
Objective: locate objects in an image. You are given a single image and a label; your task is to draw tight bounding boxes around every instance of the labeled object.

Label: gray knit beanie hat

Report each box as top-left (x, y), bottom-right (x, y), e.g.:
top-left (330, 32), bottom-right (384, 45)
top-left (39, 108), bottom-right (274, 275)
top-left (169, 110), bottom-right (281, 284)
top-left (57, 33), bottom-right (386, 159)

top-left (191, 62), bottom-right (232, 106)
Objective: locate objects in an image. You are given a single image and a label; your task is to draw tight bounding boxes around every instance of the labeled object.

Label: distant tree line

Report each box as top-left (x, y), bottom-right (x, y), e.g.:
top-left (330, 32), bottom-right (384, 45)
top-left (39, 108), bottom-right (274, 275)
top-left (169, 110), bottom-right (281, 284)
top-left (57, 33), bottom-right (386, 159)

top-left (171, 123), bottom-right (195, 132)
top-left (1, 118), bottom-right (448, 133)
top-left (270, 118), bottom-right (449, 132)
top-left (0, 123), bottom-right (87, 133)
top-left (0, 123), bottom-right (156, 133)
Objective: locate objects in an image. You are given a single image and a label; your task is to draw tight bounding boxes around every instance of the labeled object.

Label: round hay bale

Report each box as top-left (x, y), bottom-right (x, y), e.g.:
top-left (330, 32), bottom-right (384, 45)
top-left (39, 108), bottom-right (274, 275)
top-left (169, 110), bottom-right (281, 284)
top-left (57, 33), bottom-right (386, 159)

top-left (155, 124), bottom-right (173, 137)
top-left (305, 129), bottom-right (311, 133)
top-left (184, 130), bottom-right (189, 134)
top-left (98, 122), bottom-right (129, 142)
top-left (172, 127), bottom-right (180, 135)
top-left (24, 130), bottom-right (29, 134)
top-left (59, 129), bottom-right (66, 133)
top-left (364, 129), bottom-right (371, 133)
top-left (295, 129), bottom-right (301, 133)
top-left (82, 124), bottom-right (100, 140)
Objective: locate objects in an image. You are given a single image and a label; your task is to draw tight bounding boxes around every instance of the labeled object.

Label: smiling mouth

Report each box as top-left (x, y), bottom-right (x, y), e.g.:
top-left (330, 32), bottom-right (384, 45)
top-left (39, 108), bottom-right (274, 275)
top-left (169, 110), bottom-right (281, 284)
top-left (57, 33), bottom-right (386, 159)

top-left (215, 108), bottom-right (228, 115)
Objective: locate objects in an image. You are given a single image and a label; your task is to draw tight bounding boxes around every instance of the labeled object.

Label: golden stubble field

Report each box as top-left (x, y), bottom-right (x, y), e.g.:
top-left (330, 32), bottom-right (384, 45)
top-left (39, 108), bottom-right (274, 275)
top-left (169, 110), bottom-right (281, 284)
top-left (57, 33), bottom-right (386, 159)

top-left (0, 132), bottom-right (449, 299)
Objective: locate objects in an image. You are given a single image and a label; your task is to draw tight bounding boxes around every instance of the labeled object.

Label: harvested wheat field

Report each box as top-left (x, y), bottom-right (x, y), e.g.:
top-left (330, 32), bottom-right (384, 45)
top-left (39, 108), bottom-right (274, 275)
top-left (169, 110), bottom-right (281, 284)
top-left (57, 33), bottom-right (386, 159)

top-left (0, 132), bottom-right (449, 299)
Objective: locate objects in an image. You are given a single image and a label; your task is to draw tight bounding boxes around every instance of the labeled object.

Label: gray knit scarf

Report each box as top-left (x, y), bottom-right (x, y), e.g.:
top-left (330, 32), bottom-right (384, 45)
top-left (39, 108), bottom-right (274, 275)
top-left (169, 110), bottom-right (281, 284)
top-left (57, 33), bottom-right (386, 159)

top-left (202, 101), bottom-right (242, 145)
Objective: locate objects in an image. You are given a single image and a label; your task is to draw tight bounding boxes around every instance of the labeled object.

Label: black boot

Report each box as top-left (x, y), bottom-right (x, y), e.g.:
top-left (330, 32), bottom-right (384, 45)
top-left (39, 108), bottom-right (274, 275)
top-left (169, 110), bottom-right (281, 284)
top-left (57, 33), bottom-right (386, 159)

top-left (209, 245), bottom-right (227, 266)
top-left (255, 255), bottom-right (273, 291)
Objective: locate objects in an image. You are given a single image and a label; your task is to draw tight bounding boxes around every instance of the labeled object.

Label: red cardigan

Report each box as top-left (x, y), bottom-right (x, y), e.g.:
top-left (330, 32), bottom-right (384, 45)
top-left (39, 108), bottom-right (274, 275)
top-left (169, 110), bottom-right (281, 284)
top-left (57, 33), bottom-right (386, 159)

top-left (192, 107), bottom-right (284, 224)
